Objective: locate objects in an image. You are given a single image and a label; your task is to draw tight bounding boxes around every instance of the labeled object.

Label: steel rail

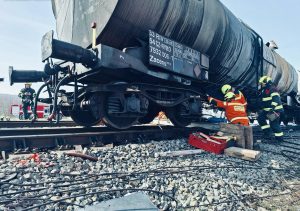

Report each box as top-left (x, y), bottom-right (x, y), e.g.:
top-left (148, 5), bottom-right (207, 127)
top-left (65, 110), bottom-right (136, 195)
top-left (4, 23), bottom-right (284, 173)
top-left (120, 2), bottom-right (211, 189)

top-left (0, 125), bottom-right (210, 152)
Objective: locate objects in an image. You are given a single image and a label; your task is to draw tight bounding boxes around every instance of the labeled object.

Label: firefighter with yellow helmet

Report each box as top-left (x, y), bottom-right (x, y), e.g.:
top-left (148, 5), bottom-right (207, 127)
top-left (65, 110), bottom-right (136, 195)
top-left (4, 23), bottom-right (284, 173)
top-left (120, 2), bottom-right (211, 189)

top-left (221, 84), bottom-right (247, 107)
top-left (257, 76), bottom-right (284, 143)
top-left (18, 83), bottom-right (36, 120)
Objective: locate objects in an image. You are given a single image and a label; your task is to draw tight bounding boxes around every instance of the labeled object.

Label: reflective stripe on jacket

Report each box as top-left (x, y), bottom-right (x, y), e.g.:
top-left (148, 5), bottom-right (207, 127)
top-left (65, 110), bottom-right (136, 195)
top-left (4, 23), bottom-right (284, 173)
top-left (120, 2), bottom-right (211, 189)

top-left (234, 90), bottom-right (247, 106)
top-left (260, 85), bottom-right (284, 112)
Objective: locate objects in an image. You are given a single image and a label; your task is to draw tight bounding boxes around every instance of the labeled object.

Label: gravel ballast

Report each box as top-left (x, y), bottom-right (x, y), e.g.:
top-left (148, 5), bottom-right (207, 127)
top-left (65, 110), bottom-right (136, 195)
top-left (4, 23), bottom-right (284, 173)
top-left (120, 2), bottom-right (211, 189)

top-left (0, 138), bottom-right (299, 210)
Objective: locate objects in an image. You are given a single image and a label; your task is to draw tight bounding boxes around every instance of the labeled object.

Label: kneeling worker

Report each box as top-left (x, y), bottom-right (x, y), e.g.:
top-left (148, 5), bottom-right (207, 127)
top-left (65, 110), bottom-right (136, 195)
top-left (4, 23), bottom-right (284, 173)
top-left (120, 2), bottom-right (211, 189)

top-left (208, 92), bottom-right (249, 126)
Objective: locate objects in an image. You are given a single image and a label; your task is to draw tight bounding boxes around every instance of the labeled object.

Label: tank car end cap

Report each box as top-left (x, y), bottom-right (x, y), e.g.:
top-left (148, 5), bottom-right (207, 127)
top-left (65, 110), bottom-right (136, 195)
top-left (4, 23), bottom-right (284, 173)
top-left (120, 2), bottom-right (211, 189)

top-left (8, 66), bottom-right (14, 86)
top-left (41, 30), bottom-right (54, 62)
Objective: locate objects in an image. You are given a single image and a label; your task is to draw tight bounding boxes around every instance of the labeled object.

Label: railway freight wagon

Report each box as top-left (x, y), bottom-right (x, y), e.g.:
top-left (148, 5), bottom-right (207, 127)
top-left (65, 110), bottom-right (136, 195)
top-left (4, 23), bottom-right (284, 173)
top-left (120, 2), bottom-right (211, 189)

top-left (9, 0), bottom-right (300, 129)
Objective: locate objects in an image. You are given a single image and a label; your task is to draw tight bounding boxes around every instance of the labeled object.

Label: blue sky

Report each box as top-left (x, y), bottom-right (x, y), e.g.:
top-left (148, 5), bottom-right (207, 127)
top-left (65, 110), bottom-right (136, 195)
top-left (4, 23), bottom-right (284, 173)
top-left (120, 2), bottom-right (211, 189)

top-left (0, 0), bottom-right (55, 94)
top-left (0, 0), bottom-right (299, 95)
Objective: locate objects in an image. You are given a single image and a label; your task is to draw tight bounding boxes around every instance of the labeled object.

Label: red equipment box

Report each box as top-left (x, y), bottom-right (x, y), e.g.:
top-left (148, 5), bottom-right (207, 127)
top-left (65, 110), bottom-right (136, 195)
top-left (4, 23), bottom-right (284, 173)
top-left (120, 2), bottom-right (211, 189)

top-left (188, 132), bottom-right (227, 154)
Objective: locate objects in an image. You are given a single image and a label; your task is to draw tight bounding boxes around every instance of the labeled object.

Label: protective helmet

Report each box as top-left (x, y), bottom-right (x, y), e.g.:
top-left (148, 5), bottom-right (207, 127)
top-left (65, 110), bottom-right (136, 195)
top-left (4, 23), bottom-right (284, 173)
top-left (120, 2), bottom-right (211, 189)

top-left (259, 76), bottom-right (271, 84)
top-left (221, 84), bottom-right (232, 94)
top-left (25, 82), bottom-right (32, 86)
top-left (224, 92), bottom-right (235, 101)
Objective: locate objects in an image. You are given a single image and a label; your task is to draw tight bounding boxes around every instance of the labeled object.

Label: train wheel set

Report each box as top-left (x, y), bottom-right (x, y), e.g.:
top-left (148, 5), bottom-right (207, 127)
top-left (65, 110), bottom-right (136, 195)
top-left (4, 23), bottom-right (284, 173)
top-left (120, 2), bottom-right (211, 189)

top-left (60, 84), bottom-right (203, 129)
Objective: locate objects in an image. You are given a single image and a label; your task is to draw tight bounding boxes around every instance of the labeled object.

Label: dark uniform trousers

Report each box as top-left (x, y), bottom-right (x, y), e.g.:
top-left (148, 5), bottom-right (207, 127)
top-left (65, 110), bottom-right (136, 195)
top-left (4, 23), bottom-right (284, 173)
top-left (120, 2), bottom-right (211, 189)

top-left (258, 85), bottom-right (284, 141)
top-left (22, 101), bottom-right (34, 120)
top-left (19, 87), bottom-right (36, 120)
top-left (257, 111), bottom-right (284, 140)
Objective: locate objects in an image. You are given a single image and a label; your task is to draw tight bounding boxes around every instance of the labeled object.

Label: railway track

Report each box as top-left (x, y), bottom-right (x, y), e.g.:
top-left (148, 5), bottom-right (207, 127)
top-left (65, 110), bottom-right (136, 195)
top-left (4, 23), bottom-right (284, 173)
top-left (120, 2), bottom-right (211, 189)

top-left (0, 125), bottom-right (210, 153)
top-left (0, 124), bottom-right (299, 210)
top-left (0, 122), bottom-right (299, 153)
top-left (0, 120), bottom-right (77, 128)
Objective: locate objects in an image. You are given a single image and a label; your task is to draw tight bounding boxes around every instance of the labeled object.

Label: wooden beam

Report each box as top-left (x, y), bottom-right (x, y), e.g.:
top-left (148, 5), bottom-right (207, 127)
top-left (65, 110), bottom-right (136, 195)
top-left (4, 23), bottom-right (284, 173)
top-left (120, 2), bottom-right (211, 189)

top-left (224, 147), bottom-right (261, 161)
top-left (244, 126), bottom-right (253, 150)
top-left (220, 123), bottom-right (245, 148)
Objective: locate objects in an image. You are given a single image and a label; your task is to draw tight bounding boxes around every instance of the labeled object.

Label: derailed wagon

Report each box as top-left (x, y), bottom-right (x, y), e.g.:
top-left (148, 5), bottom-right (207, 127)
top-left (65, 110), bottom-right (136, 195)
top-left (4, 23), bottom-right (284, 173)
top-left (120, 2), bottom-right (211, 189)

top-left (9, 0), bottom-right (300, 128)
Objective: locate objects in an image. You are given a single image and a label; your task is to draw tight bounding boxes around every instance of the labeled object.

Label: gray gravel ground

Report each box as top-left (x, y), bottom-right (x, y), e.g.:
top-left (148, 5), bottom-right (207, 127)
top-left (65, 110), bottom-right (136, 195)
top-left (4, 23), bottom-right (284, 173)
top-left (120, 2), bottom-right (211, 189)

top-left (0, 137), bottom-right (299, 211)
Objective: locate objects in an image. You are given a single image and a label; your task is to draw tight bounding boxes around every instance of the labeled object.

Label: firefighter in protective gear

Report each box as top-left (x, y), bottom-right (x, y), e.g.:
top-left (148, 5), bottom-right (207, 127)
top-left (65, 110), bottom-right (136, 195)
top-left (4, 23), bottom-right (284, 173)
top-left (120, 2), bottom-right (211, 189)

top-left (18, 83), bottom-right (36, 120)
top-left (257, 76), bottom-right (284, 143)
top-left (208, 92), bottom-right (250, 126)
top-left (221, 84), bottom-right (247, 107)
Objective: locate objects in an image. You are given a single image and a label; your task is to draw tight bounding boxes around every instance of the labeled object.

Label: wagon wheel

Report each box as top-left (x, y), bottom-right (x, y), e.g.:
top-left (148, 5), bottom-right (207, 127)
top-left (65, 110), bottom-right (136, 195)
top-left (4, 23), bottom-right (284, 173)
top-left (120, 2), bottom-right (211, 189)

top-left (70, 91), bottom-right (103, 127)
top-left (61, 107), bottom-right (71, 117)
top-left (103, 115), bottom-right (138, 130)
top-left (165, 106), bottom-right (192, 127)
top-left (102, 93), bottom-right (138, 130)
top-left (70, 109), bottom-right (102, 127)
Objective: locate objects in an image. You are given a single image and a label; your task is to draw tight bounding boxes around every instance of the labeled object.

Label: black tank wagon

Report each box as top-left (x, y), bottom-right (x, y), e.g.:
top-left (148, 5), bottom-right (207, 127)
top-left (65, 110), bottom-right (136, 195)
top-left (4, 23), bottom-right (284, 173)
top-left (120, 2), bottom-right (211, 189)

top-left (9, 0), bottom-right (300, 128)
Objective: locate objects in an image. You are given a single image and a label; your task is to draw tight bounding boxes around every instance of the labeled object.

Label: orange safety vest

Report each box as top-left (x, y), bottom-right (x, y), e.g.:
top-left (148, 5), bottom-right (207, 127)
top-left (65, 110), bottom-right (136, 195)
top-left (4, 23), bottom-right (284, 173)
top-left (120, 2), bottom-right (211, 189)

top-left (208, 97), bottom-right (249, 126)
top-left (234, 91), bottom-right (247, 107)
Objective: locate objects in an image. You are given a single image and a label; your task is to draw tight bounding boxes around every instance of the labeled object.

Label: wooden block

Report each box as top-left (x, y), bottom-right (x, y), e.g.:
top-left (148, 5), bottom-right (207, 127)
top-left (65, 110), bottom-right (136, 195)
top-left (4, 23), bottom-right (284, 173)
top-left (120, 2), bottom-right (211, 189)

top-left (220, 124), bottom-right (245, 148)
top-left (224, 147), bottom-right (261, 161)
top-left (244, 126), bottom-right (253, 150)
top-left (219, 123), bottom-right (245, 136)
top-left (235, 135), bottom-right (245, 148)
top-left (220, 123), bottom-right (244, 133)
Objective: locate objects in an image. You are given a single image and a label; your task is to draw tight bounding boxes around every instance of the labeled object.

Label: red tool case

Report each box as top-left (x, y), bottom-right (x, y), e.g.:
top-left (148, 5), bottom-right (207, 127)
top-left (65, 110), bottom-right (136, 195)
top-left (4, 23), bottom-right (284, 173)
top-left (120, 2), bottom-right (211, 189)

top-left (188, 132), bottom-right (227, 154)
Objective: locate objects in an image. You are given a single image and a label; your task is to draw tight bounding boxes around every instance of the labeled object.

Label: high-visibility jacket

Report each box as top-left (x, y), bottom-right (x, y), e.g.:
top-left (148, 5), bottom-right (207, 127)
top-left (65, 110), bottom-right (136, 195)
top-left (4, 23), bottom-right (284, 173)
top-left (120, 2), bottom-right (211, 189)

top-left (18, 88), bottom-right (36, 103)
top-left (260, 84), bottom-right (284, 113)
top-left (234, 90), bottom-right (247, 107)
top-left (208, 97), bottom-right (249, 126)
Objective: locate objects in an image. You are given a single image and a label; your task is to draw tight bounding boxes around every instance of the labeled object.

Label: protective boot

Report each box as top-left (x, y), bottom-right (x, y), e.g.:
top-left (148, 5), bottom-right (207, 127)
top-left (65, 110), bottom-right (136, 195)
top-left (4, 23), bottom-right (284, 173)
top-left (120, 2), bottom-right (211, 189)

top-left (262, 128), bottom-right (272, 139)
top-left (252, 138), bottom-right (260, 150)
